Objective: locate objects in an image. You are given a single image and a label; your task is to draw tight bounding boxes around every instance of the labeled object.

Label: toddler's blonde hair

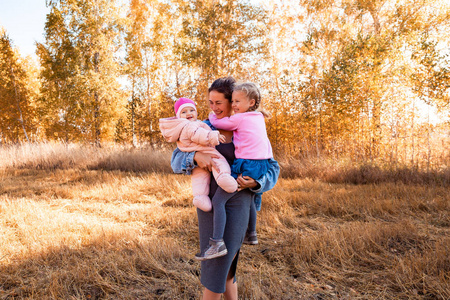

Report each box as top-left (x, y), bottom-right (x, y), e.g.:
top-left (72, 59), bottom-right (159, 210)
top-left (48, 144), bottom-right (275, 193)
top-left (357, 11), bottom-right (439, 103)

top-left (233, 82), bottom-right (270, 118)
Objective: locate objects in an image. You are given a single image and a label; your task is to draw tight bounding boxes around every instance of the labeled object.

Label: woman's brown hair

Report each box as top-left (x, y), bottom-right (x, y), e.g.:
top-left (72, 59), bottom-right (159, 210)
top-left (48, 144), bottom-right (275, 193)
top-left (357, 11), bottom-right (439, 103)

top-left (208, 77), bottom-right (236, 103)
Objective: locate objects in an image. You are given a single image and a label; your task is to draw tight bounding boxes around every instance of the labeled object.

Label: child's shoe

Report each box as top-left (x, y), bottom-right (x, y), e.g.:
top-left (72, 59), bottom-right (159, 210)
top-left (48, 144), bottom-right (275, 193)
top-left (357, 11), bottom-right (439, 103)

top-left (195, 238), bottom-right (227, 260)
top-left (243, 231), bottom-right (258, 245)
top-left (194, 251), bottom-right (205, 261)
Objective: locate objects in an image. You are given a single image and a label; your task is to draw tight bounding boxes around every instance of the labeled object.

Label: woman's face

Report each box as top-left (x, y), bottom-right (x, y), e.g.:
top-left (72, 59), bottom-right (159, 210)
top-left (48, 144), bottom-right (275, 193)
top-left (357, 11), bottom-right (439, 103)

top-left (209, 90), bottom-right (232, 119)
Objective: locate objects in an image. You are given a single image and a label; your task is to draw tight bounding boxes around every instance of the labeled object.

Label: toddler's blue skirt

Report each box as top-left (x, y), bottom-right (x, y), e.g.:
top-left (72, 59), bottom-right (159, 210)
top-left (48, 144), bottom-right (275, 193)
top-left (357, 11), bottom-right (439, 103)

top-left (231, 158), bottom-right (271, 181)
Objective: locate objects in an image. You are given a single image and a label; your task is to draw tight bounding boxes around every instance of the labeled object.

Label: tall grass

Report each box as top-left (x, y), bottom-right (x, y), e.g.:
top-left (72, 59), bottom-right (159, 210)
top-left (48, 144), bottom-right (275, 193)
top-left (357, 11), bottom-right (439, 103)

top-left (3, 142), bottom-right (448, 185)
top-left (279, 156), bottom-right (450, 186)
top-left (0, 142), bottom-right (173, 173)
top-left (0, 143), bottom-right (448, 299)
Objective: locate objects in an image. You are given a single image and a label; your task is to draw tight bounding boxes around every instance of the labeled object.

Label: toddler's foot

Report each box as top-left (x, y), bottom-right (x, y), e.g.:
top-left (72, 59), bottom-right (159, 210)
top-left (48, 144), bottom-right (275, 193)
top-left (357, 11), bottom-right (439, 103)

top-left (216, 174), bottom-right (238, 193)
top-left (243, 231), bottom-right (258, 245)
top-left (195, 238), bottom-right (227, 261)
top-left (193, 195), bottom-right (212, 212)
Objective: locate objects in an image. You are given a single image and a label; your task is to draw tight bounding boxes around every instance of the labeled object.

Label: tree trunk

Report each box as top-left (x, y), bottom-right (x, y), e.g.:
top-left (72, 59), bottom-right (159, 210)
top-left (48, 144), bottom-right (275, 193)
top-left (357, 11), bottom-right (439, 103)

top-left (94, 51), bottom-right (101, 147)
top-left (145, 54), bottom-right (153, 146)
top-left (427, 105), bottom-right (431, 172)
top-left (9, 64), bottom-right (29, 143)
top-left (131, 85), bottom-right (137, 148)
top-left (411, 98), bottom-right (415, 166)
top-left (371, 98), bottom-right (381, 159)
top-left (368, 6), bottom-right (381, 35)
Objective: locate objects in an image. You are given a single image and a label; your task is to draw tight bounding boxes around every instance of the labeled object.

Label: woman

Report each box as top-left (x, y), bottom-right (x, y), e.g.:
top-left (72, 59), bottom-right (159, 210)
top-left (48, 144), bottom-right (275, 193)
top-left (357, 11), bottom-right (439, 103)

top-left (171, 77), bottom-right (279, 299)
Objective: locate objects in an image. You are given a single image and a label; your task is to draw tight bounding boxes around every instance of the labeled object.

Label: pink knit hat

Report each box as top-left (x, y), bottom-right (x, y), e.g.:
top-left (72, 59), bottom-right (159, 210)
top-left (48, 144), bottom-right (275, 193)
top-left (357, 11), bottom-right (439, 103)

top-left (174, 97), bottom-right (196, 118)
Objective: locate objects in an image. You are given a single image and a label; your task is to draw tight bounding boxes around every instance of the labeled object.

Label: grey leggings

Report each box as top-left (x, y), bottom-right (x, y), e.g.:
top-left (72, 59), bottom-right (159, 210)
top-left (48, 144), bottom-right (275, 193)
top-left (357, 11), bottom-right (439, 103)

top-left (197, 188), bottom-right (253, 293)
top-left (211, 189), bottom-right (236, 240)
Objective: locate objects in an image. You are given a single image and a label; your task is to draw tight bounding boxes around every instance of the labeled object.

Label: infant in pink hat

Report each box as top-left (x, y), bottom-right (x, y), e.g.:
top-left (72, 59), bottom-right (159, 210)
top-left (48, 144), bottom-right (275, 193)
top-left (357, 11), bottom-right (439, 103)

top-left (159, 97), bottom-right (237, 211)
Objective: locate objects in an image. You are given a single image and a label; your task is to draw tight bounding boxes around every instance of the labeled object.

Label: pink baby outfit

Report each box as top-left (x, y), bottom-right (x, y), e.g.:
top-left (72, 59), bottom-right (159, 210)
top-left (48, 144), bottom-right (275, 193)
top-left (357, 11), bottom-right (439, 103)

top-left (209, 111), bottom-right (273, 159)
top-left (159, 117), bottom-right (237, 211)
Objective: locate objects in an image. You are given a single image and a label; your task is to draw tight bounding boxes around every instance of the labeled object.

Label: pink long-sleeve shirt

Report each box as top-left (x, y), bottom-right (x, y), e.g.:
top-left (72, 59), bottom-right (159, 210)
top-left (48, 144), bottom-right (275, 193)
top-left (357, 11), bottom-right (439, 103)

top-left (209, 111), bottom-right (273, 160)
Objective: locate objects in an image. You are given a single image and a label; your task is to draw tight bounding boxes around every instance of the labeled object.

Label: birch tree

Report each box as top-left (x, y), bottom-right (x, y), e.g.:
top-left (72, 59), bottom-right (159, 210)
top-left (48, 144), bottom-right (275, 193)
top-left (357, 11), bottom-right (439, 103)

top-left (0, 30), bottom-right (38, 143)
top-left (38, 0), bottom-right (124, 144)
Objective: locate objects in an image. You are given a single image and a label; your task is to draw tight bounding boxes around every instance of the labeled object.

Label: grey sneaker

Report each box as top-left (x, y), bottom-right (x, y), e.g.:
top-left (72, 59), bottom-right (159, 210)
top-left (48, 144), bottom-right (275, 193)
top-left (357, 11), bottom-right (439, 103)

top-left (194, 251), bottom-right (206, 261)
top-left (243, 231), bottom-right (258, 245)
top-left (196, 238), bottom-right (228, 260)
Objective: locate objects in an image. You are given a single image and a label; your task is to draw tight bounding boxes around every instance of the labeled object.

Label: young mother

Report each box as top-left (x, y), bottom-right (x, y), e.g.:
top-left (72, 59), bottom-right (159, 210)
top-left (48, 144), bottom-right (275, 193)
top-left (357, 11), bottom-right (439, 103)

top-left (171, 77), bottom-right (279, 299)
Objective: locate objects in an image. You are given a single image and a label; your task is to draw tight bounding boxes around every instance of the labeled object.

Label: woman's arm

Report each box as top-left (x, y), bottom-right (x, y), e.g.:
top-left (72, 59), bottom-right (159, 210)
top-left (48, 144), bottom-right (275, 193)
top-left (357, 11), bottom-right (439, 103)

top-left (194, 152), bottom-right (219, 172)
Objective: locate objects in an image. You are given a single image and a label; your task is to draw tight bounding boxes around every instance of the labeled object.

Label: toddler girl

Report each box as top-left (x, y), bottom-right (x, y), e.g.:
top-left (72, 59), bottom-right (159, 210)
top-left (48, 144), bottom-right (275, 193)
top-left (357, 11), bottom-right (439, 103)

top-left (159, 97), bottom-right (237, 212)
top-left (196, 82), bottom-right (275, 260)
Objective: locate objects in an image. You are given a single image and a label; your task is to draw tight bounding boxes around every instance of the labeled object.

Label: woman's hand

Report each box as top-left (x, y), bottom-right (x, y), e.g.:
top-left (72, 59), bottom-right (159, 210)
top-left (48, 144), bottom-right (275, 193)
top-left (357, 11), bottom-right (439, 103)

top-left (236, 174), bottom-right (258, 191)
top-left (194, 152), bottom-right (219, 172)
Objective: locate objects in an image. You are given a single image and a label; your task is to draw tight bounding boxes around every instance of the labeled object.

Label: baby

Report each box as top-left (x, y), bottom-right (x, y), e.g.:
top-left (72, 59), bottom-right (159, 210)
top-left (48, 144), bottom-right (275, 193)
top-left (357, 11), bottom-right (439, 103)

top-left (159, 97), bottom-right (237, 211)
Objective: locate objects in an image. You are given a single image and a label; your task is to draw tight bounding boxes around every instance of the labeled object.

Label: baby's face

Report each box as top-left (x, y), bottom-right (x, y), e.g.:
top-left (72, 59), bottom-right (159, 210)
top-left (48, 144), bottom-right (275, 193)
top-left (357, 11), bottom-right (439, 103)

top-left (179, 107), bottom-right (198, 121)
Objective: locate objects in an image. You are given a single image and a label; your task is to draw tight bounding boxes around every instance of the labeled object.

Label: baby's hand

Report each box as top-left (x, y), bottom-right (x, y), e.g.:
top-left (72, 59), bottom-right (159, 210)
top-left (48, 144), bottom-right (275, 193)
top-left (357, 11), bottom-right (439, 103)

top-left (219, 134), bottom-right (226, 143)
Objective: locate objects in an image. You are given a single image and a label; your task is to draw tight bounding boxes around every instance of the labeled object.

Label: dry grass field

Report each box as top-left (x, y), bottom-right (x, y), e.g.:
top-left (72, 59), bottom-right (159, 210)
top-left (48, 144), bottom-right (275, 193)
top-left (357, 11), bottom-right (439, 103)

top-left (0, 143), bottom-right (449, 299)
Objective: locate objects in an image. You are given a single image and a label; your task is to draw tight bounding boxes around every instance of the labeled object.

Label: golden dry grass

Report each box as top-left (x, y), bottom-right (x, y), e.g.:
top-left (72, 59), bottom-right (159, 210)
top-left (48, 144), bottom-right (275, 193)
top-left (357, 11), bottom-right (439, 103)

top-left (0, 143), bottom-right (449, 299)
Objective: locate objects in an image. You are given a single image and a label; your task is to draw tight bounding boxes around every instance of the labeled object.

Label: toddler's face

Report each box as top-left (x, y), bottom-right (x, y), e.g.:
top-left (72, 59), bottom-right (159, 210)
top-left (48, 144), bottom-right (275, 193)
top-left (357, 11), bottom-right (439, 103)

top-left (231, 90), bottom-right (256, 114)
top-left (179, 107), bottom-right (197, 121)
